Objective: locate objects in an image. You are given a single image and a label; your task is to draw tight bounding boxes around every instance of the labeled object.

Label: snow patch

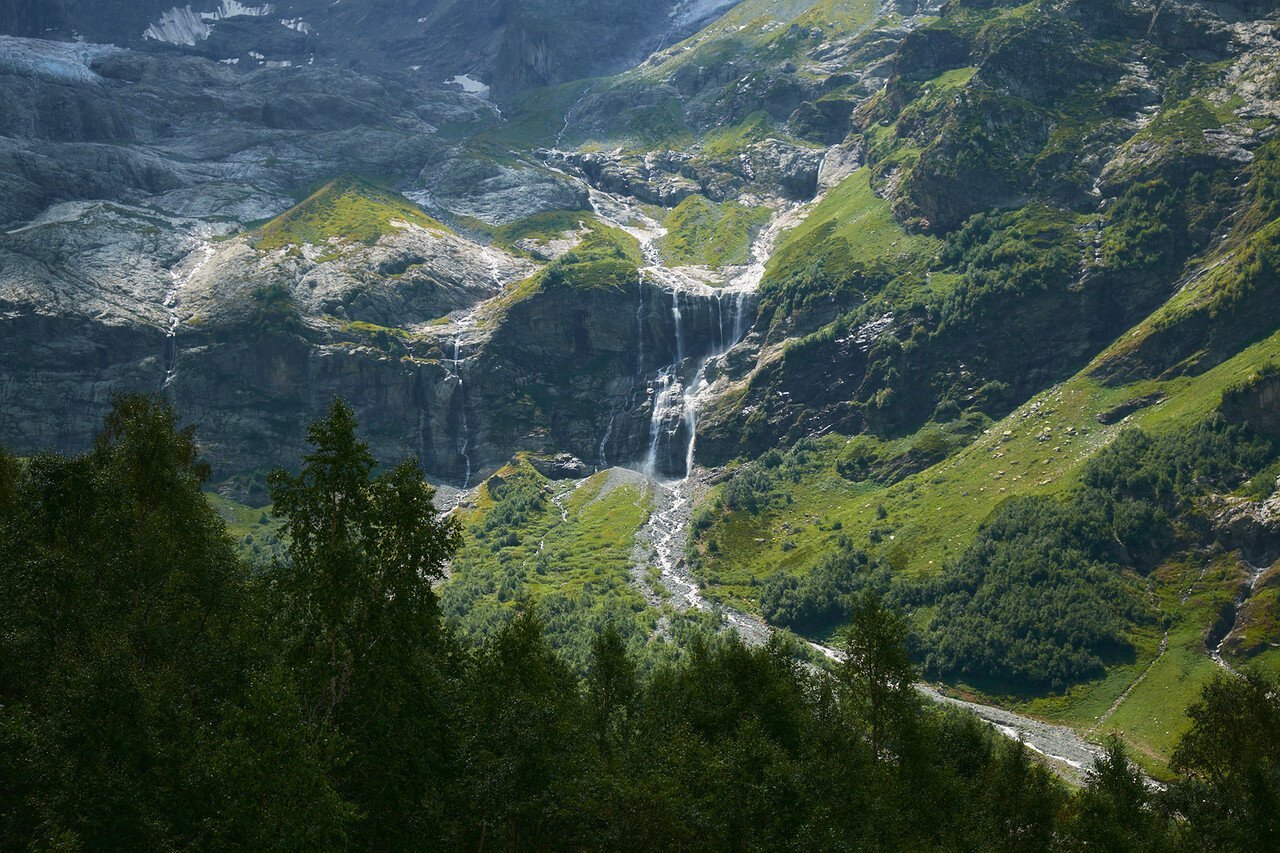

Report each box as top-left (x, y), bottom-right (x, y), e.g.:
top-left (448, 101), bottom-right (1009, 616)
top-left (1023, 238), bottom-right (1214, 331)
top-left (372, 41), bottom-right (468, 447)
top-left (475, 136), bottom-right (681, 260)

top-left (144, 8), bottom-right (211, 46)
top-left (280, 17), bottom-right (311, 34)
top-left (201, 2), bottom-right (273, 21)
top-left (144, 2), bottom-right (273, 46)
top-left (445, 74), bottom-right (490, 98)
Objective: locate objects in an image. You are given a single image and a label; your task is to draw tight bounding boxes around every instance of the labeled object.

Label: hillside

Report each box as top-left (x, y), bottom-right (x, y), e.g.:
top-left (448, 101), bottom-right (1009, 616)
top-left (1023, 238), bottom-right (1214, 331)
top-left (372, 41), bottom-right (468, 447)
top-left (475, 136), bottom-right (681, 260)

top-left (3, 0), bottom-right (1280, 798)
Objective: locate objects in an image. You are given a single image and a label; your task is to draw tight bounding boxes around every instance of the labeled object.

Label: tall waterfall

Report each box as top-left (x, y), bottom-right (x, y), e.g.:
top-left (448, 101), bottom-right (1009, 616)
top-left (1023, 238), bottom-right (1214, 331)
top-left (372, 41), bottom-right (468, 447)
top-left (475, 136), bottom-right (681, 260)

top-left (452, 337), bottom-right (473, 488)
top-left (641, 287), bottom-right (751, 480)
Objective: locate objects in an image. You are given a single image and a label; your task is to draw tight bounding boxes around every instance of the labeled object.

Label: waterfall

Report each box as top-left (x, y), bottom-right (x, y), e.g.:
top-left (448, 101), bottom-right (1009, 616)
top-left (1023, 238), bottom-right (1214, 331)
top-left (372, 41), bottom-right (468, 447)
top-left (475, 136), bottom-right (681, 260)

top-left (642, 367), bottom-right (679, 477)
top-left (452, 337), bottom-right (473, 488)
top-left (682, 364), bottom-right (707, 478)
top-left (715, 291), bottom-right (726, 352)
top-left (671, 289), bottom-right (684, 365)
top-left (732, 289), bottom-right (748, 343)
top-left (640, 284), bottom-right (754, 480)
top-left (599, 409), bottom-right (616, 471)
top-left (161, 242), bottom-right (214, 392)
top-left (635, 280), bottom-right (646, 375)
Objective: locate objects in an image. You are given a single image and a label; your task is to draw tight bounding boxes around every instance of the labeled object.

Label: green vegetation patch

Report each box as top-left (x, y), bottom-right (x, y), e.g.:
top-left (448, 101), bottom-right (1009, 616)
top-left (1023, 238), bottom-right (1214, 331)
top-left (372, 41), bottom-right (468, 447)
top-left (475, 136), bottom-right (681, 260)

top-left (206, 491), bottom-right (286, 564)
top-left (491, 210), bottom-right (594, 254)
top-left (538, 219), bottom-right (643, 292)
top-left (760, 168), bottom-right (941, 321)
top-left (658, 195), bottom-right (771, 267)
top-left (938, 203), bottom-right (1090, 326)
top-left (698, 111), bottom-right (780, 158)
top-left (252, 178), bottom-right (447, 252)
top-left (443, 460), bottom-right (656, 670)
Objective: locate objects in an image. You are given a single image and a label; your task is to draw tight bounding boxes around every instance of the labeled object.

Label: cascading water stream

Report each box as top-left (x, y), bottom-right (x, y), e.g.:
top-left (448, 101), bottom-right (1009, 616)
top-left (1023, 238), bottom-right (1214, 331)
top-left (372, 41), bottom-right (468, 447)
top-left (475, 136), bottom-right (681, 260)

top-left (641, 286), bottom-right (751, 481)
top-left (162, 242), bottom-right (214, 391)
top-left (642, 367), bottom-right (679, 477)
top-left (452, 337), bottom-right (473, 488)
top-left (598, 410), bottom-right (616, 470)
top-left (541, 147), bottom-right (829, 616)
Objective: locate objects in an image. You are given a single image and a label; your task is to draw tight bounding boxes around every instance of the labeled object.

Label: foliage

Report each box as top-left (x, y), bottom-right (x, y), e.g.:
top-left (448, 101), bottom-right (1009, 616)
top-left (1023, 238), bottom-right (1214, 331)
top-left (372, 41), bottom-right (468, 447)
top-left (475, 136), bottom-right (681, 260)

top-left (658, 195), bottom-right (770, 268)
top-left (697, 110), bottom-right (778, 158)
top-left (1166, 670), bottom-right (1280, 850)
top-left (441, 462), bottom-right (658, 673)
top-left (759, 168), bottom-right (938, 325)
top-left (2, 399), bottom-right (1278, 849)
top-left (491, 209), bottom-right (593, 254)
top-left (760, 544), bottom-right (893, 638)
top-left (921, 493), bottom-right (1149, 691)
top-left (718, 437), bottom-right (828, 515)
top-left (939, 204), bottom-right (1083, 328)
top-left (0, 395), bottom-right (347, 847)
top-left (1062, 738), bottom-right (1174, 852)
top-left (266, 398), bottom-right (462, 846)
top-left (252, 177), bottom-right (446, 252)
top-left (836, 414), bottom-right (989, 484)
top-left (837, 591), bottom-right (919, 761)
top-left (247, 282), bottom-right (301, 332)
top-left (921, 416), bottom-right (1277, 691)
top-left (538, 219), bottom-right (643, 292)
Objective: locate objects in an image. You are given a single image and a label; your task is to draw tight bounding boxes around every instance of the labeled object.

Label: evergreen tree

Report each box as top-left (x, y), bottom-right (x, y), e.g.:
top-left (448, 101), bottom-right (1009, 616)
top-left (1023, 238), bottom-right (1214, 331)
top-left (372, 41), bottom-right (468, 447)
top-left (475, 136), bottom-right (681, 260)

top-left (0, 395), bottom-right (343, 847)
top-left (587, 624), bottom-right (637, 762)
top-left (455, 611), bottom-right (589, 850)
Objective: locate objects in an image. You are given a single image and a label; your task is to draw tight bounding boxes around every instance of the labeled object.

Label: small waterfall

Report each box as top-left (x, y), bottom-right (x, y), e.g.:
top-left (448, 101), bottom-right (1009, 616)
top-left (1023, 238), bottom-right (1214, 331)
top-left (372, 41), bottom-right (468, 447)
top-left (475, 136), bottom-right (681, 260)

top-left (635, 280), bottom-right (646, 375)
top-left (162, 315), bottom-right (178, 390)
top-left (452, 337), bottom-right (473, 488)
top-left (642, 367), bottom-right (680, 477)
top-left (732, 289), bottom-right (749, 343)
top-left (671, 289), bottom-right (684, 364)
top-left (162, 267), bottom-right (180, 390)
top-left (161, 242), bottom-right (214, 392)
top-left (682, 365), bottom-right (707, 478)
top-left (715, 291), bottom-right (726, 352)
top-left (598, 409), bottom-right (616, 470)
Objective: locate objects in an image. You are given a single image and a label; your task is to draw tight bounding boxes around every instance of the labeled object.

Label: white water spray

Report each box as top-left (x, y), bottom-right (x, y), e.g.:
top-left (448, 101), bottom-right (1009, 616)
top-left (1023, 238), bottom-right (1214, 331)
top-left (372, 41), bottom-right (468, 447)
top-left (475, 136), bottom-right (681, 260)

top-left (162, 241), bottom-right (214, 391)
top-left (452, 337), bottom-right (472, 488)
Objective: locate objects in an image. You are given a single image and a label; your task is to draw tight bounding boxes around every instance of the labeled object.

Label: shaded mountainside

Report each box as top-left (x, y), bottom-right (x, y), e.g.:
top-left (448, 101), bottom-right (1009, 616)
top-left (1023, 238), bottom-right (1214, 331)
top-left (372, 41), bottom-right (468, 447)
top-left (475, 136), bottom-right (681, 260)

top-left (0, 0), bottom-right (741, 97)
top-left (4, 0), bottom-right (1280, 779)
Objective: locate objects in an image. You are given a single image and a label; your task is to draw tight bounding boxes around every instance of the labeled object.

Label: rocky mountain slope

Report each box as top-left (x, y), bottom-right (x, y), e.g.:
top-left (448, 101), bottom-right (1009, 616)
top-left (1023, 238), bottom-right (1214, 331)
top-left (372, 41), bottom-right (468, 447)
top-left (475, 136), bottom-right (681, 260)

top-left (3, 0), bottom-right (1280, 777)
top-left (0, 0), bottom-right (741, 96)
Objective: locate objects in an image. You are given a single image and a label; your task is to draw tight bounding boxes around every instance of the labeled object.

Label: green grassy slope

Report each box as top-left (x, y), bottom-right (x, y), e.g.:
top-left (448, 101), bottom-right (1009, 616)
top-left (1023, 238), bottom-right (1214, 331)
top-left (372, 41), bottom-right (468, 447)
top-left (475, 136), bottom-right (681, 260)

top-left (252, 178), bottom-right (447, 252)
top-left (441, 460), bottom-right (660, 669)
top-left (659, 196), bottom-right (771, 267)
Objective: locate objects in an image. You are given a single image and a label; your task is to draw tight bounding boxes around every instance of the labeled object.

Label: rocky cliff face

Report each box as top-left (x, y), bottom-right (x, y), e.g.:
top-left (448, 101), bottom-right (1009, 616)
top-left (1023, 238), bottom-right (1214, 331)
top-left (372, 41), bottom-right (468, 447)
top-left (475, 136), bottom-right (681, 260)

top-left (1, 0), bottom-right (740, 98)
